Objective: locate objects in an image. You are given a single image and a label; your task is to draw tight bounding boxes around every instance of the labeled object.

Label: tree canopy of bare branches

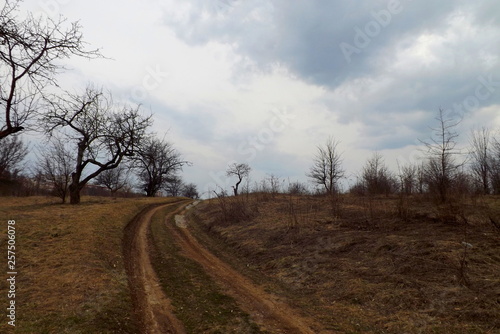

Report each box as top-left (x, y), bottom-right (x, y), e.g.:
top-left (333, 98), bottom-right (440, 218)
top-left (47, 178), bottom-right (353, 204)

top-left (181, 183), bottom-right (199, 199)
top-left (307, 137), bottom-right (344, 195)
top-left (42, 86), bottom-right (152, 204)
top-left (37, 138), bottom-right (74, 203)
top-left (0, 134), bottom-right (27, 179)
top-left (469, 127), bottom-right (492, 194)
top-left (133, 136), bottom-right (189, 197)
top-left (362, 152), bottom-right (394, 196)
top-left (0, 0), bottom-right (101, 139)
top-left (420, 108), bottom-right (464, 203)
top-left (226, 162), bottom-right (251, 196)
top-left (95, 164), bottom-right (130, 196)
top-left (490, 134), bottom-right (500, 194)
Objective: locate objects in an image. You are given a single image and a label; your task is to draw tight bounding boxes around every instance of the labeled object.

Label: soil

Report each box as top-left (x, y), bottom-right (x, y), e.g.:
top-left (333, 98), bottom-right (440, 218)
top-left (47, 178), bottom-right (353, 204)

top-left (123, 200), bottom-right (317, 333)
top-left (169, 209), bottom-right (318, 334)
top-left (123, 201), bottom-right (188, 334)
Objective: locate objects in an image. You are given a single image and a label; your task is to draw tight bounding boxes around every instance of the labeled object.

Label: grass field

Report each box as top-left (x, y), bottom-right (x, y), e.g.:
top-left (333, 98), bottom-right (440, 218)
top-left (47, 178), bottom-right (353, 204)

top-left (0, 196), bottom-right (173, 334)
top-left (188, 193), bottom-right (500, 333)
top-left (1, 194), bottom-right (499, 333)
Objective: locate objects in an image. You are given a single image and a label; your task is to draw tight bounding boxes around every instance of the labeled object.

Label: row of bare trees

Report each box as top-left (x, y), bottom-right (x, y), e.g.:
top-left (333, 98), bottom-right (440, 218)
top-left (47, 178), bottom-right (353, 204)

top-left (218, 107), bottom-right (500, 202)
top-left (35, 88), bottom-right (193, 203)
top-left (308, 109), bottom-right (500, 202)
top-left (0, 126), bottom-right (197, 202)
top-left (0, 1), bottom-right (195, 203)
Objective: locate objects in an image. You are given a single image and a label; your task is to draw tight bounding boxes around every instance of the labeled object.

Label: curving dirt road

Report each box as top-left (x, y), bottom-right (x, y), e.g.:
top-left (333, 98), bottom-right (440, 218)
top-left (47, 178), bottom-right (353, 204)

top-left (124, 201), bottom-right (318, 333)
top-left (123, 201), bottom-right (189, 334)
top-left (168, 208), bottom-right (318, 334)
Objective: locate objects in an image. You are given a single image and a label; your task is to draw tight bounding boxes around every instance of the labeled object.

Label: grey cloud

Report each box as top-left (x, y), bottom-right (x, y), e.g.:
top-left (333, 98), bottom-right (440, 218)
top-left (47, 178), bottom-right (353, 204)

top-left (164, 1), bottom-right (491, 85)
top-left (162, 0), bottom-right (500, 150)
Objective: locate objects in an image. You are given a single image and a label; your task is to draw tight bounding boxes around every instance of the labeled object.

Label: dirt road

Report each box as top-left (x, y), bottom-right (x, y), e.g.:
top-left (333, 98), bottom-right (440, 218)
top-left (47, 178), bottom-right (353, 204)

top-left (123, 201), bottom-right (189, 334)
top-left (169, 209), bottom-right (318, 334)
top-left (124, 201), bottom-right (317, 333)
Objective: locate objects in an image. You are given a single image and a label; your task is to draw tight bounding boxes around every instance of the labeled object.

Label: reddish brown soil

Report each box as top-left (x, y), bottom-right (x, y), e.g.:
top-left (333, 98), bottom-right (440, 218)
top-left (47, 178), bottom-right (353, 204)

top-left (123, 201), bottom-right (188, 334)
top-left (168, 210), bottom-right (319, 334)
top-left (124, 200), bottom-right (318, 333)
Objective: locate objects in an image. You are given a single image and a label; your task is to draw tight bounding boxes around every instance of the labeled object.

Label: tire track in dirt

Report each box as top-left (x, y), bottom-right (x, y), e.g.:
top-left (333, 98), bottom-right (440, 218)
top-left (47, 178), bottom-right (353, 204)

top-left (123, 201), bottom-right (190, 334)
top-left (169, 209), bottom-right (318, 334)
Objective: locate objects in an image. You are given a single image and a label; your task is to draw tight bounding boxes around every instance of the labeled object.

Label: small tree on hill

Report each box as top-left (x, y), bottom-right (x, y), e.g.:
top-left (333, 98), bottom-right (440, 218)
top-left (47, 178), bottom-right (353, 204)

top-left (362, 152), bottom-right (394, 196)
top-left (469, 127), bottom-right (492, 194)
top-left (133, 136), bottom-right (189, 197)
top-left (182, 183), bottom-right (199, 199)
top-left (0, 135), bottom-right (27, 179)
top-left (420, 108), bottom-right (463, 203)
top-left (226, 162), bottom-right (251, 196)
top-left (307, 137), bottom-right (344, 195)
top-left (95, 164), bottom-right (130, 196)
top-left (37, 138), bottom-right (74, 203)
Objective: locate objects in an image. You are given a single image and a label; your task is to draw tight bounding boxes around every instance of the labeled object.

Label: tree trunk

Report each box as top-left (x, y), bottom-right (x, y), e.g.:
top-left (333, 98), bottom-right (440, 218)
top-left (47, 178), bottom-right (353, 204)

top-left (69, 172), bottom-right (82, 204)
top-left (233, 178), bottom-right (242, 196)
top-left (69, 183), bottom-right (81, 204)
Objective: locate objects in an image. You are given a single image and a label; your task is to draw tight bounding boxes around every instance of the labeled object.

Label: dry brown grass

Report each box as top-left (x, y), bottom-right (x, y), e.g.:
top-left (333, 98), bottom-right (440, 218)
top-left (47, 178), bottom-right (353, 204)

top-left (190, 194), bottom-right (500, 333)
top-left (0, 196), bottom-right (174, 333)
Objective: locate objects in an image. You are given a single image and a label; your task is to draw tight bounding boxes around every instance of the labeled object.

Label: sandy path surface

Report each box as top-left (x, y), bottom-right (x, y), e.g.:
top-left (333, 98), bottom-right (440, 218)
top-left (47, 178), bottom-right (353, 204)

top-left (124, 201), bottom-right (318, 333)
top-left (123, 202), bottom-right (189, 334)
top-left (169, 209), bottom-right (318, 334)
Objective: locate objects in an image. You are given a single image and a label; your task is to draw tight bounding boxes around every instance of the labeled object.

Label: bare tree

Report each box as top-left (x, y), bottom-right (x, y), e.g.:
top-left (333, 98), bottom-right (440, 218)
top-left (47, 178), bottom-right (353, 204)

top-left (416, 162), bottom-right (427, 194)
top-left (397, 162), bottom-right (418, 195)
top-left (362, 152), bottom-right (394, 196)
top-left (420, 108), bottom-right (463, 203)
top-left (37, 139), bottom-right (74, 203)
top-left (0, 0), bottom-right (100, 139)
top-left (181, 183), bottom-right (199, 199)
top-left (133, 136), bottom-right (189, 197)
top-left (307, 137), bottom-right (344, 195)
top-left (43, 86), bottom-right (152, 204)
top-left (469, 127), bottom-right (491, 194)
top-left (491, 134), bottom-right (500, 194)
top-left (0, 136), bottom-right (28, 187)
top-left (226, 162), bottom-right (251, 196)
top-left (95, 164), bottom-right (130, 196)
top-left (0, 134), bottom-right (27, 179)
top-left (267, 174), bottom-right (283, 195)
top-left (164, 175), bottom-right (184, 197)
top-left (288, 181), bottom-right (309, 195)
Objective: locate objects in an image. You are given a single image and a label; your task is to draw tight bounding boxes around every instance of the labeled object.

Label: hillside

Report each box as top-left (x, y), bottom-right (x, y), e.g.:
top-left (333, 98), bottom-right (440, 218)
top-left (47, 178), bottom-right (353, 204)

top-left (0, 196), bottom-right (173, 333)
top-left (1, 194), bottom-right (499, 333)
top-left (187, 194), bottom-right (500, 333)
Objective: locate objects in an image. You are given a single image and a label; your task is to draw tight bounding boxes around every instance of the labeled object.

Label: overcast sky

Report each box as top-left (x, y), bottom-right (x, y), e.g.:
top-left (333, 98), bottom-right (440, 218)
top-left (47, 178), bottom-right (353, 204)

top-left (20, 0), bottom-right (500, 196)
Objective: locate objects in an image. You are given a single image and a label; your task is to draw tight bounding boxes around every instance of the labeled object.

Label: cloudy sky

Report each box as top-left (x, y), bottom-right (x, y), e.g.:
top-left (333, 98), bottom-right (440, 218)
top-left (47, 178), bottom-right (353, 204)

top-left (20, 0), bottom-right (500, 196)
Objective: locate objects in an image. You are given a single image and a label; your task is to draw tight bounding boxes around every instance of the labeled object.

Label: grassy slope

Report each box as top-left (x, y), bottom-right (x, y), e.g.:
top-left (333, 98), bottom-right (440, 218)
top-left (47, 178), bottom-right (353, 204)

top-left (0, 196), bottom-right (173, 334)
top-left (1, 194), bottom-right (498, 333)
top-left (188, 194), bottom-right (500, 333)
